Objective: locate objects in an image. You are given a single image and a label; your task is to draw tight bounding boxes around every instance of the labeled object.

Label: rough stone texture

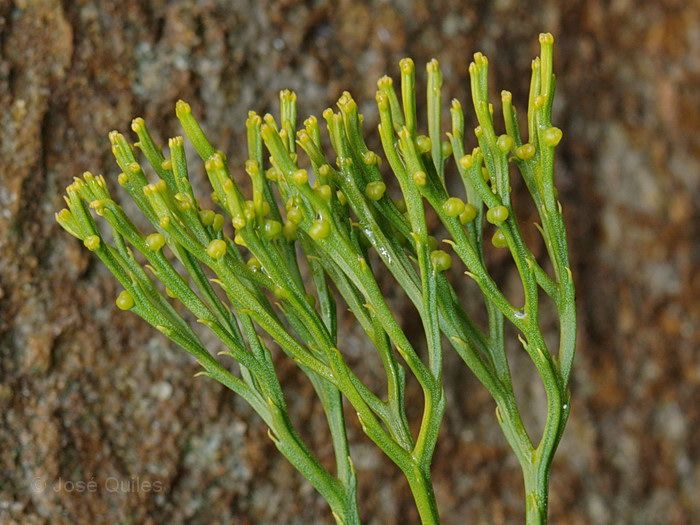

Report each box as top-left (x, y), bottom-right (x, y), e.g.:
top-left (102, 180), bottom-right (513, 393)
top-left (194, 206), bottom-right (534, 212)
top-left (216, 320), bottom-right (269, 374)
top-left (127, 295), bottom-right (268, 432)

top-left (1, 0), bottom-right (698, 523)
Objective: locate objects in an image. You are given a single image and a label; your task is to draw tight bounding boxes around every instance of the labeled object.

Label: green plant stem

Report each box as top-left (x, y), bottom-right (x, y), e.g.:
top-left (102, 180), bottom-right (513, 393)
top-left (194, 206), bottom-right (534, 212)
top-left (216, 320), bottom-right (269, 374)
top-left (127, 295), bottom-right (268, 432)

top-left (405, 465), bottom-right (440, 525)
top-left (497, 387), bottom-right (565, 525)
top-left (523, 464), bottom-right (548, 525)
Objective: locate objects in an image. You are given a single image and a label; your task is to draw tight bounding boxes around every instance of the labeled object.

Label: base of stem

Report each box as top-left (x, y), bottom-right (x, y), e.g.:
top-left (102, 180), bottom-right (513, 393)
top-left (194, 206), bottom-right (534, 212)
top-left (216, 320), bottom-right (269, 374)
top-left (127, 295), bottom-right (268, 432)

top-left (524, 471), bottom-right (548, 525)
top-left (406, 465), bottom-right (440, 524)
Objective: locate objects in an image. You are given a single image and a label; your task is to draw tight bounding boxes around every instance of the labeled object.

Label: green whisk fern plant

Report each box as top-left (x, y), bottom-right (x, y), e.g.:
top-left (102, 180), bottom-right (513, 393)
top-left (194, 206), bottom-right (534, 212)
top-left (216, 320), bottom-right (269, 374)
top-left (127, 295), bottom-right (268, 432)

top-left (57, 33), bottom-right (575, 524)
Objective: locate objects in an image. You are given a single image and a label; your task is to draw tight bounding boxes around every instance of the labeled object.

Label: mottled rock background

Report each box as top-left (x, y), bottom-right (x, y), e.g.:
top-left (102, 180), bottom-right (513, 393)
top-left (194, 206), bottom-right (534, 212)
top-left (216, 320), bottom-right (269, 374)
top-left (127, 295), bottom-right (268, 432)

top-left (1, 0), bottom-right (698, 523)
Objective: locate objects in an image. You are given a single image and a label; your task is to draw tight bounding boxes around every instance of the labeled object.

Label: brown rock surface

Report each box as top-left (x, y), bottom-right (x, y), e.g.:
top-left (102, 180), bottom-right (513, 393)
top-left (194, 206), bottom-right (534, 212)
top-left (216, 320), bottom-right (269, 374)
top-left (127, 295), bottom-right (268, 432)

top-left (1, 1), bottom-right (698, 523)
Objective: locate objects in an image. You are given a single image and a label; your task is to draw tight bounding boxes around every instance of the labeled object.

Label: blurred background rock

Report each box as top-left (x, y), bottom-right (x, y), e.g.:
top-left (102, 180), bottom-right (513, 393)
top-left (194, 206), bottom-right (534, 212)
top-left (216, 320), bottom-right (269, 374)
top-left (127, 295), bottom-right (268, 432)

top-left (0, 0), bottom-right (698, 523)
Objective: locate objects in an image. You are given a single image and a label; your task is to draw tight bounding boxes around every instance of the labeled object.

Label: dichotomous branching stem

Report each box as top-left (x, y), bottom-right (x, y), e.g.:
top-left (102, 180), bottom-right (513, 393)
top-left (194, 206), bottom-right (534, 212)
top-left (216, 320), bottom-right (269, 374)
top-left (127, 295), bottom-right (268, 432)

top-left (57, 33), bottom-right (575, 524)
